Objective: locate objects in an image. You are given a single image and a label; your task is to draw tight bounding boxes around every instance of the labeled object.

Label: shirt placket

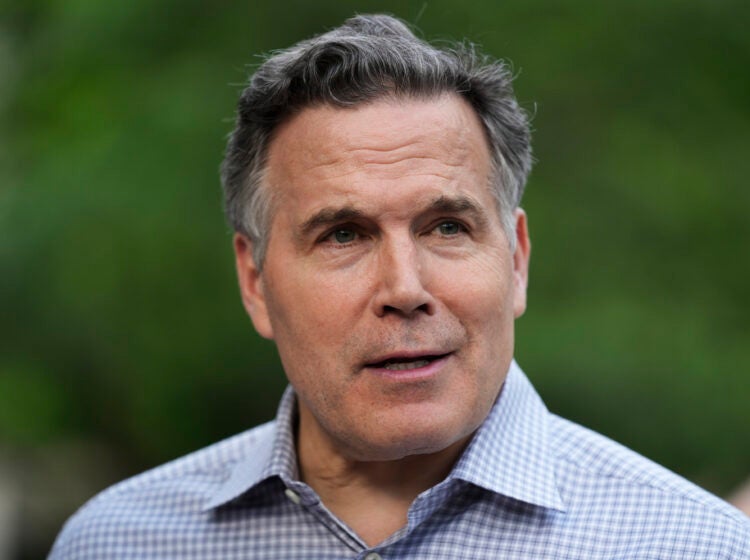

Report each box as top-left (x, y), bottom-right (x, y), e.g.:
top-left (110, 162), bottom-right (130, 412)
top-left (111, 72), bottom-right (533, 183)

top-left (284, 482), bottom-right (367, 555)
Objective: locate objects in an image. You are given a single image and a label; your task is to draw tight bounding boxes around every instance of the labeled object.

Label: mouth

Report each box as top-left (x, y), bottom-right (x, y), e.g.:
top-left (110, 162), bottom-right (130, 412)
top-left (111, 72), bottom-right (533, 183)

top-left (365, 353), bottom-right (451, 371)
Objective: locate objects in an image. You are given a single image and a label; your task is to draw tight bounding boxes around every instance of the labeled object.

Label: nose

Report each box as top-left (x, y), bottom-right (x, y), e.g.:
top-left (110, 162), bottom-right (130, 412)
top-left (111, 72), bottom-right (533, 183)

top-left (371, 236), bottom-right (435, 318)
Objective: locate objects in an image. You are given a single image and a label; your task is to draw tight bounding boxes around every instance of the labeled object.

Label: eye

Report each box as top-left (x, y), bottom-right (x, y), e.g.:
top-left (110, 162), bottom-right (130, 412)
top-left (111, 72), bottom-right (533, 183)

top-left (435, 221), bottom-right (465, 236)
top-left (326, 228), bottom-right (358, 244)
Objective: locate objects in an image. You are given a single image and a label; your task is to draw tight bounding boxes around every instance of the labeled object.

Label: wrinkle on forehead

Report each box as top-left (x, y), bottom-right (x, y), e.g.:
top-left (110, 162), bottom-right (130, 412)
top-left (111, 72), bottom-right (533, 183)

top-left (306, 160), bottom-right (470, 186)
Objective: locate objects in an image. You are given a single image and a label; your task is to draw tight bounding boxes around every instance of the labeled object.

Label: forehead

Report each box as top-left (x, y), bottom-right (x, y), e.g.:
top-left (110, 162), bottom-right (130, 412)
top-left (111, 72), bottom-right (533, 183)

top-left (264, 94), bottom-right (494, 216)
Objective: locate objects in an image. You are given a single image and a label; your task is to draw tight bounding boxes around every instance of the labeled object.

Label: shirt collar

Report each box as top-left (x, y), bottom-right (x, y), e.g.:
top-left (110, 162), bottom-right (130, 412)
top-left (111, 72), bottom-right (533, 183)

top-left (203, 386), bottom-right (298, 510)
top-left (449, 360), bottom-right (566, 512)
top-left (205, 360), bottom-right (565, 512)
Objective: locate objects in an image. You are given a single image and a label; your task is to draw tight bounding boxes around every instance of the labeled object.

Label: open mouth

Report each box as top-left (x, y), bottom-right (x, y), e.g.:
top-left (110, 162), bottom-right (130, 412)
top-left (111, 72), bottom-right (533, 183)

top-left (367, 353), bottom-right (449, 371)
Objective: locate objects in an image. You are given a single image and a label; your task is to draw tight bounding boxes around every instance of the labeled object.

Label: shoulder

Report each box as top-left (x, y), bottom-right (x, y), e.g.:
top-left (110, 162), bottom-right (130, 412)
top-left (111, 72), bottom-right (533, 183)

top-left (548, 413), bottom-right (750, 556)
top-left (48, 421), bottom-right (276, 559)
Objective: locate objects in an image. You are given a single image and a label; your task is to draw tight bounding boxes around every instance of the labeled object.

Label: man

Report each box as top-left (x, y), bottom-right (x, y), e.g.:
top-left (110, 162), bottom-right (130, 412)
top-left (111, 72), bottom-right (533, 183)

top-left (50, 14), bottom-right (749, 559)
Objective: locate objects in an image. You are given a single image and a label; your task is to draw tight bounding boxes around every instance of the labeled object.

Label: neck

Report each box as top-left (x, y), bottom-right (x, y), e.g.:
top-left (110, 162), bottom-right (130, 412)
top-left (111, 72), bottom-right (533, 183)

top-left (296, 407), bottom-right (470, 547)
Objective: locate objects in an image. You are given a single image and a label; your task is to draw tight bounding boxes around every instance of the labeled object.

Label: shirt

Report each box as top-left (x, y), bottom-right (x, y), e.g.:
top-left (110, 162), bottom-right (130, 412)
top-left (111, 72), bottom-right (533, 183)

top-left (49, 361), bottom-right (750, 559)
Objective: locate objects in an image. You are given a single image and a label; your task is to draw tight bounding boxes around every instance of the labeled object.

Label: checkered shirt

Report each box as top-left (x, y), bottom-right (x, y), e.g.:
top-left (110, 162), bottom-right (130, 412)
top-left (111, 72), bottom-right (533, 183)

top-left (49, 361), bottom-right (750, 559)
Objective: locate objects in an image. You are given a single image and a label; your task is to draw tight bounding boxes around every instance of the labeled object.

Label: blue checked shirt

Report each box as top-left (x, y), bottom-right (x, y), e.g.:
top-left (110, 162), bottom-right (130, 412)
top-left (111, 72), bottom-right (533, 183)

top-left (50, 361), bottom-right (750, 559)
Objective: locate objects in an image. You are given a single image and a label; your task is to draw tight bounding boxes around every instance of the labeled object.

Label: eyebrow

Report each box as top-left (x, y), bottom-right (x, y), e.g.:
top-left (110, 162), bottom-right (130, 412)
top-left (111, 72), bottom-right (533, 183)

top-left (427, 195), bottom-right (489, 229)
top-left (297, 207), bottom-right (366, 241)
top-left (296, 194), bottom-right (490, 241)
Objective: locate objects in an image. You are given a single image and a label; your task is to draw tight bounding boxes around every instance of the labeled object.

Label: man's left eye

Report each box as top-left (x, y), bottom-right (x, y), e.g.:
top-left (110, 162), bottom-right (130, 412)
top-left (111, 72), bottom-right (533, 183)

top-left (331, 229), bottom-right (357, 244)
top-left (436, 221), bottom-right (464, 236)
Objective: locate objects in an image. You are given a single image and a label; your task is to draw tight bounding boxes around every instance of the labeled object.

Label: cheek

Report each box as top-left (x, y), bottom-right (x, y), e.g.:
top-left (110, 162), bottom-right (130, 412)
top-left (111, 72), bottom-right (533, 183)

top-left (434, 253), bottom-right (514, 318)
top-left (266, 268), bottom-right (368, 359)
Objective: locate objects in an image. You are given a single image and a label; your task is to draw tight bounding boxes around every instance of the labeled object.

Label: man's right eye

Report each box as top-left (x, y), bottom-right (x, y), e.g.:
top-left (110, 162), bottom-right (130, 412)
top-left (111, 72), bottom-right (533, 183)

top-left (328, 228), bottom-right (357, 244)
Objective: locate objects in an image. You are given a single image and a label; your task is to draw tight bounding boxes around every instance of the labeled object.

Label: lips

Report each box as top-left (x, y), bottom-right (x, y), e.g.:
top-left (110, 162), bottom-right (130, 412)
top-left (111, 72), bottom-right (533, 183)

top-left (365, 353), bottom-right (450, 371)
top-left (381, 358), bottom-right (432, 371)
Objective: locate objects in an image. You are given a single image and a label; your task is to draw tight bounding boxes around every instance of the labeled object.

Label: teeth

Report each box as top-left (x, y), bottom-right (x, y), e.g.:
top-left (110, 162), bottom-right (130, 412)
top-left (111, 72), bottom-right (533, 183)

top-left (384, 359), bottom-right (430, 371)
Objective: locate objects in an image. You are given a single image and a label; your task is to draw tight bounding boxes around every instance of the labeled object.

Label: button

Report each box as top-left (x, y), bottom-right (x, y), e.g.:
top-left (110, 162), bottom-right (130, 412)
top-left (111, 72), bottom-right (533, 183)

top-left (284, 488), bottom-right (301, 505)
top-left (364, 554), bottom-right (382, 560)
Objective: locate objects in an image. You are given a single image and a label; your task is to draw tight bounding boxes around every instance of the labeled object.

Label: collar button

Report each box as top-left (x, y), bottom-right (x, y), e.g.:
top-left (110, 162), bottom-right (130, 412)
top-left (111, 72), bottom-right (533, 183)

top-left (284, 488), bottom-right (302, 505)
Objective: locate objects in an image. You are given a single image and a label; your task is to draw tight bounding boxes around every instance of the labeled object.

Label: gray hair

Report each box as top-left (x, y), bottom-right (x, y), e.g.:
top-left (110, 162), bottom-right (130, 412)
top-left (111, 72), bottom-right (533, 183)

top-left (221, 14), bottom-right (532, 268)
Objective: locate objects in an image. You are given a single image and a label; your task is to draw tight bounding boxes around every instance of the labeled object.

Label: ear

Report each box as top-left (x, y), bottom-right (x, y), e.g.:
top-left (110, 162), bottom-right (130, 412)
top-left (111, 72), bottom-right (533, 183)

top-left (233, 233), bottom-right (274, 339)
top-left (511, 208), bottom-right (531, 319)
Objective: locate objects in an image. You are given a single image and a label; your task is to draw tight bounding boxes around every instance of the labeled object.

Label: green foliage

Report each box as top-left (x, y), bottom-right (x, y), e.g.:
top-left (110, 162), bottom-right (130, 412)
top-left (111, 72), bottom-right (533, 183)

top-left (2, 0), bottom-right (748, 539)
top-left (0, 363), bottom-right (71, 443)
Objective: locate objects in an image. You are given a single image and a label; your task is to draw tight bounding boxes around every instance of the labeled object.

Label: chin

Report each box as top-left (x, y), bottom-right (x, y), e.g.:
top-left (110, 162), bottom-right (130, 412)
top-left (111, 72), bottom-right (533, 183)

top-left (353, 419), bottom-right (477, 462)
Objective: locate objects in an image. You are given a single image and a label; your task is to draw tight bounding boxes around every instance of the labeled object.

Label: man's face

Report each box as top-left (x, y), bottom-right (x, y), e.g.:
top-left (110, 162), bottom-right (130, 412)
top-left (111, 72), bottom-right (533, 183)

top-left (235, 94), bottom-right (530, 462)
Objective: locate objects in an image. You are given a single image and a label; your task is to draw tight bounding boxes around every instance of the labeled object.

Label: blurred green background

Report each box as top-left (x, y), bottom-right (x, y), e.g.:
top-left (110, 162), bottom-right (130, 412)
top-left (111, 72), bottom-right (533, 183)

top-left (1, 0), bottom-right (748, 557)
